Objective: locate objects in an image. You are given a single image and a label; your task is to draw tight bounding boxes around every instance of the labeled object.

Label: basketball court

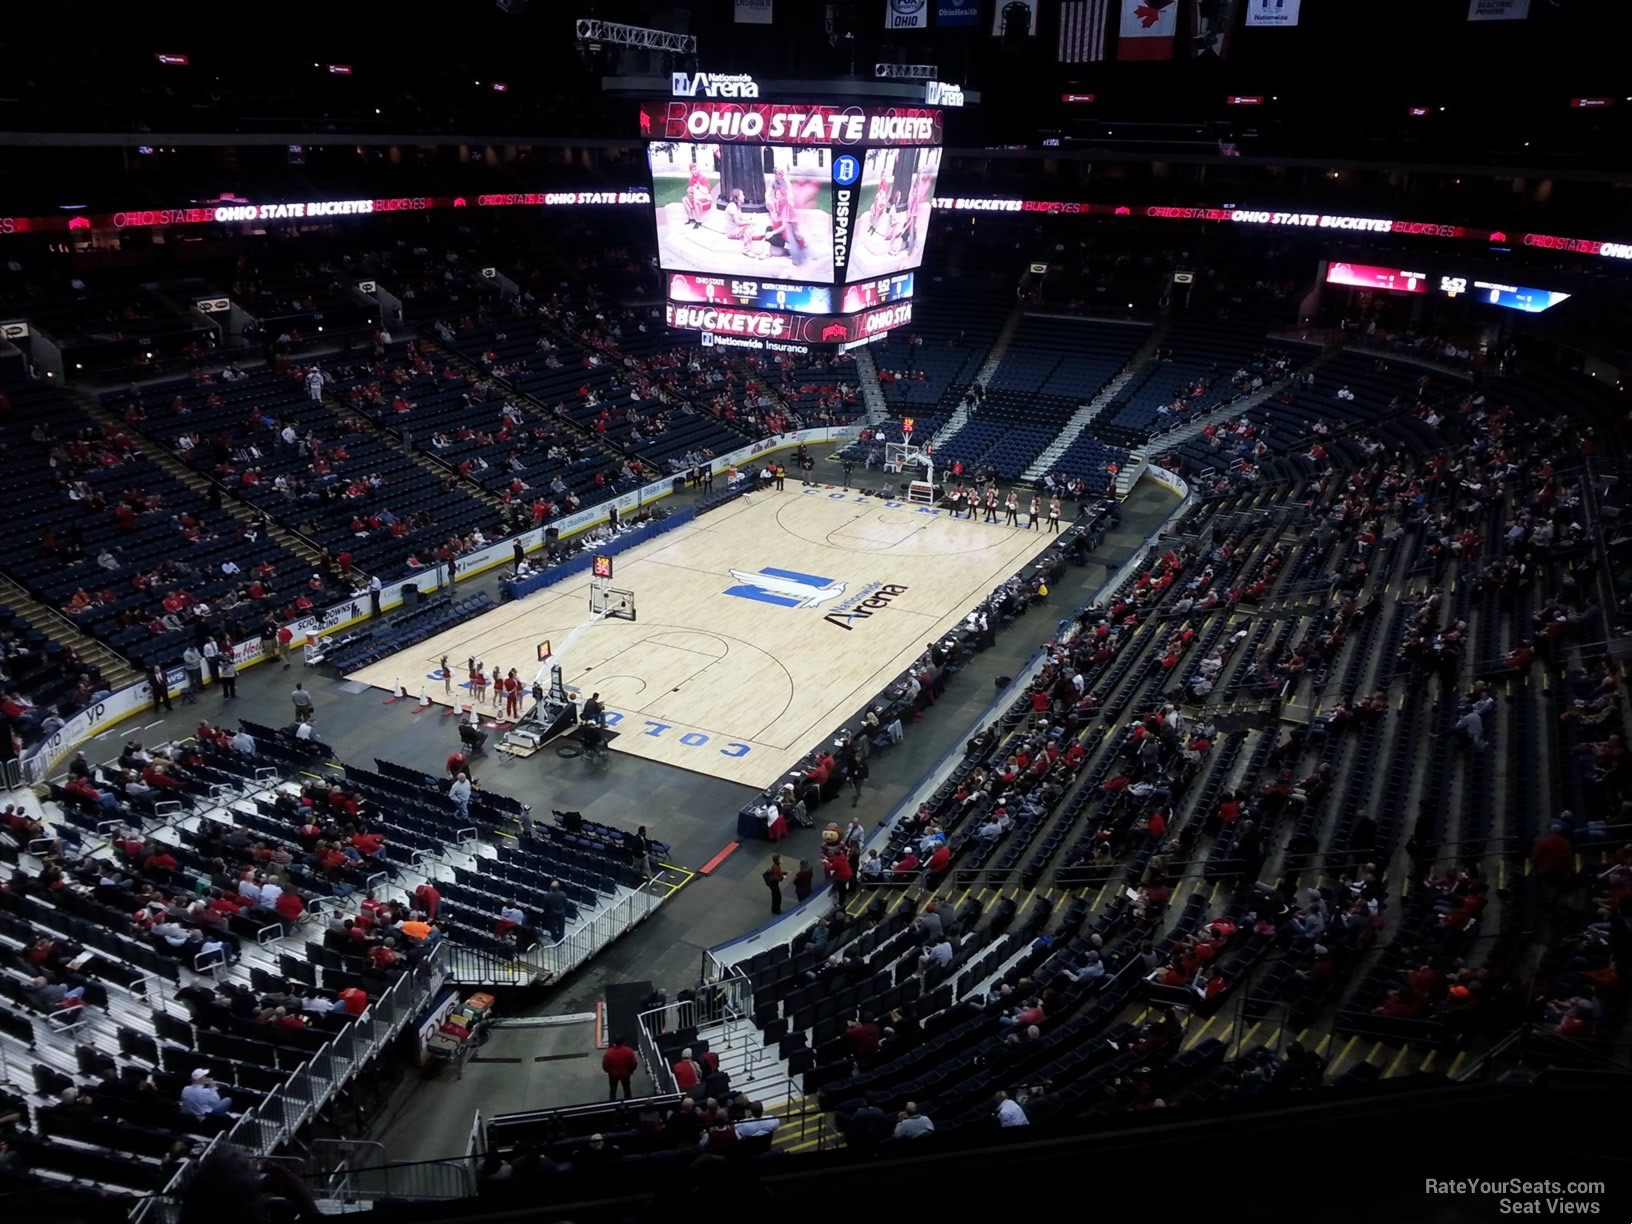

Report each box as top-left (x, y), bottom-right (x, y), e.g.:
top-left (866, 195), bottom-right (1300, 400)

top-left (347, 487), bottom-right (1060, 788)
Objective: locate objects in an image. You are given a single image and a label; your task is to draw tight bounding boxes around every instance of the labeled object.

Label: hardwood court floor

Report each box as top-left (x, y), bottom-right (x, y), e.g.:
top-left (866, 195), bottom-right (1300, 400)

top-left (349, 487), bottom-right (1061, 788)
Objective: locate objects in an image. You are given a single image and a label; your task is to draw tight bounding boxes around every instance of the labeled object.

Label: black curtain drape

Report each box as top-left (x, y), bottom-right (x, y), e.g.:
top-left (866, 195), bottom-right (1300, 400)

top-left (719, 146), bottom-right (767, 214)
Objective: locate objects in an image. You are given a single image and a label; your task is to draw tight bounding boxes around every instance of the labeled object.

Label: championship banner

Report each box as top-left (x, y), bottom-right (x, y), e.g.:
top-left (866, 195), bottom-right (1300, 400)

top-left (935, 1), bottom-right (981, 26)
top-left (1118, 0), bottom-right (1177, 60)
top-left (1467, 0), bottom-right (1529, 19)
top-left (992, 0), bottom-right (1041, 36)
top-left (735, 0), bottom-right (773, 22)
top-left (1059, 0), bottom-right (1109, 62)
top-left (1244, 0), bottom-right (1299, 27)
top-left (1191, 0), bottom-right (1238, 56)
top-left (885, 0), bottom-right (930, 29)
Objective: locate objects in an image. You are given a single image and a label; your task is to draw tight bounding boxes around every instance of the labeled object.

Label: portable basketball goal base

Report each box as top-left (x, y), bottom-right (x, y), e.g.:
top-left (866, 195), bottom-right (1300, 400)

top-left (883, 436), bottom-right (936, 506)
top-left (498, 580), bottom-right (636, 757)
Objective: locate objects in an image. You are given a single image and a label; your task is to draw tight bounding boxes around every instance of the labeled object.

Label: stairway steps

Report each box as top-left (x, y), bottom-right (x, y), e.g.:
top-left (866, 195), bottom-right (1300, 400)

top-left (68, 388), bottom-right (329, 571)
top-left (929, 304), bottom-right (1025, 449)
top-left (0, 574), bottom-right (143, 690)
top-left (851, 347), bottom-right (888, 422)
top-left (1021, 319), bottom-right (1168, 481)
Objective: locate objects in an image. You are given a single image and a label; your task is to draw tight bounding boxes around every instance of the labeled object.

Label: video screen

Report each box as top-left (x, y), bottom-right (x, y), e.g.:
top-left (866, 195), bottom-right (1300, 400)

top-left (1325, 262), bottom-right (1428, 294)
top-left (667, 272), bottom-right (834, 315)
top-left (841, 272), bottom-right (915, 314)
top-left (1471, 280), bottom-right (1571, 314)
top-left (648, 141), bottom-right (835, 282)
top-left (844, 147), bottom-right (941, 283)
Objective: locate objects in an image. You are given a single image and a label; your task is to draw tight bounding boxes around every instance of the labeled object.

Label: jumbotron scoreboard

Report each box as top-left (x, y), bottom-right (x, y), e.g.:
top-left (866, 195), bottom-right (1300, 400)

top-left (640, 85), bottom-right (945, 352)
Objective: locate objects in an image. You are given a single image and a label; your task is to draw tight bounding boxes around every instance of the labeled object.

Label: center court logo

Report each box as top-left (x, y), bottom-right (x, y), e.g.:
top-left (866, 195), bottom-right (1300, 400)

top-left (722, 568), bottom-right (910, 629)
top-left (724, 567), bottom-right (847, 609)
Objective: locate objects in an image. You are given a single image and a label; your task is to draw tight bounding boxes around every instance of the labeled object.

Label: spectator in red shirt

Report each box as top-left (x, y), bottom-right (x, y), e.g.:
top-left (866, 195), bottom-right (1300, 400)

top-left (845, 1018), bottom-right (882, 1063)
top-left (602, 1037), bottom-right (640, 1100)
top-left (671, 1049), bottom-right (702, 1092)
top-left (1532, 826), bottom-right (1574, 887)
top-left (414, 882), bottom-right (440, 921)
top-left (823, 846), bottom-right (855, 895)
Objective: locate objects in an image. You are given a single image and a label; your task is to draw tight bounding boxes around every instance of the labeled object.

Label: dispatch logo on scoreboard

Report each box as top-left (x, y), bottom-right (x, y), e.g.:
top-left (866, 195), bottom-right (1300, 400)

top-left (832, 153), bottom-right (861, 274)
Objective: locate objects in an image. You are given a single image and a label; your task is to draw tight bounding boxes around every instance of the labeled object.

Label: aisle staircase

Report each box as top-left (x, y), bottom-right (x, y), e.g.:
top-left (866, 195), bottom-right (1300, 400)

top-left (68, 387), bottom-right (326, 571)
top-left (928, 304), bottom-right (1024, 449)
top-left (690, 1013), bottom-right (802, 1109)
top-left (1023, 321), bottom-right (1170, 481)
top-left (0, 573), bottom-right (141, 692)
top-left (851, 346), bottom-right (889, 423)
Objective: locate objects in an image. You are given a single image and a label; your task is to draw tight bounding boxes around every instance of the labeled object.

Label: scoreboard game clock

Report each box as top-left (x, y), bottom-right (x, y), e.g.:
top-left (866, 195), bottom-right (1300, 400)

top-left (592, 555), bottom-right (614, 580)
top-left (1324, 261), bottom-right (1570, 314)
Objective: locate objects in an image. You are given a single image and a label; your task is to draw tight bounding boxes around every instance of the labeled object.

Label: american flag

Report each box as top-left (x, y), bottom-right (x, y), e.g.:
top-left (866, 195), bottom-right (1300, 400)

top-left (1059, 0), bottom-right (1109, 62)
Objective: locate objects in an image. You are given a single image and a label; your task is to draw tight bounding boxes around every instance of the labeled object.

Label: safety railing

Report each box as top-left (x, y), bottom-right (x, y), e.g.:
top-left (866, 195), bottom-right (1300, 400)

top-left (148, 943), bottom-right (451, 1197)
top-left (303, 1138), bottom-right (475, 1203)
top-left (534, 885), bottom-right (663, 980)
top-left (636, 997), bottom-right (694, 1095)
top-left (441, 941), bottom-right (540, 986)
top-left (444, 885), bottom-right (662, 985)
top-left (636, 968), bottom-right (765, 1101)
top-left (776, 1082), bottom-right (835, 1153)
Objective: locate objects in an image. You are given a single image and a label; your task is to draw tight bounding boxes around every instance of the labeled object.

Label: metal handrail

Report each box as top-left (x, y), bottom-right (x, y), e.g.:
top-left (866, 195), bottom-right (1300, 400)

top-left (0, 571), bottom-right (138, 674)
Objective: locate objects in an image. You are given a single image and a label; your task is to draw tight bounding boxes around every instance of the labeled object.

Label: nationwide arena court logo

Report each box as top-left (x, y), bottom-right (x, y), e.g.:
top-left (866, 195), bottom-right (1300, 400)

top-left (722, 568), bottom-right (909, 630)
top-left (724, 567), bottom-right (846, 609)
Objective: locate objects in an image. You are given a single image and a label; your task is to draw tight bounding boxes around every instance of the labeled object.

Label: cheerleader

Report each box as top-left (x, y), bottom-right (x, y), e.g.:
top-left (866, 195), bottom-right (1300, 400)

top-left (722, 188), bottom-right (751, 251)
top-left (1048, 497), bottom-right (1062, 533)
top-left (1004, 491), bottom-right (1020, 527)
top-left (984, 486), bottom-right (1000, 523)
top-left (1027, 495), bottom-right (1040, 530)
top-left (472, 665), bottom-right (487, 705)
top-left (682, 166), bottom-right (713, 228)
top-left (866, 179), bottom-right (891, 235)
top-left (441, 655), bottom-right (452, 696)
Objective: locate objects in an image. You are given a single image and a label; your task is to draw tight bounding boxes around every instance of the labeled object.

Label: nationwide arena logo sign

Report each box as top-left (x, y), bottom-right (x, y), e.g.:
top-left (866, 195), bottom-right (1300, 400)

top-left (671, 72), bottom-right (760, 99)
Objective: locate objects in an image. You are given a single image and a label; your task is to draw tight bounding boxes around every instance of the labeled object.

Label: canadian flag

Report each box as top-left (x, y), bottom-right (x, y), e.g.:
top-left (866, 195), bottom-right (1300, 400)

top-left (1118, 0), bottom-right (1177, 61)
